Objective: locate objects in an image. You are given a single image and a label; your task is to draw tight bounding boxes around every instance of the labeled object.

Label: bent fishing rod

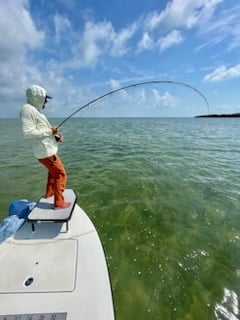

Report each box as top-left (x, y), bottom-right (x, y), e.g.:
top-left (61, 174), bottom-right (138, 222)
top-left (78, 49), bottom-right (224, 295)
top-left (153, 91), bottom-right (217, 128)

top-left (57, 80), bottom-right (210, 128)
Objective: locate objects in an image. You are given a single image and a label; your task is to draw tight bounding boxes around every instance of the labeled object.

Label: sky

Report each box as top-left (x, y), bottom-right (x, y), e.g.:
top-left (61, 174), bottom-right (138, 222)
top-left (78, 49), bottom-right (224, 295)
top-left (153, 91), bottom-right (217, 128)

top-left (1, 0), bottom-right (240, 118)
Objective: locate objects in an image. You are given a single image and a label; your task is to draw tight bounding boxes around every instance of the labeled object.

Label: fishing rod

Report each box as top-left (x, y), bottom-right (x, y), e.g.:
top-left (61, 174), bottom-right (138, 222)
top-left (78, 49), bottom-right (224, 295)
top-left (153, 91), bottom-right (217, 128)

top-left (57, 80), bottom-right (210, 128)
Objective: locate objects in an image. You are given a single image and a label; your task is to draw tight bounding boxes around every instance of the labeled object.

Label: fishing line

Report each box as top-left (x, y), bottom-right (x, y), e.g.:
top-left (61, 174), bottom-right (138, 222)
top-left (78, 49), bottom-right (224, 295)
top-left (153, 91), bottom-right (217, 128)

top-left (57, 80), bottom-right (210, 128)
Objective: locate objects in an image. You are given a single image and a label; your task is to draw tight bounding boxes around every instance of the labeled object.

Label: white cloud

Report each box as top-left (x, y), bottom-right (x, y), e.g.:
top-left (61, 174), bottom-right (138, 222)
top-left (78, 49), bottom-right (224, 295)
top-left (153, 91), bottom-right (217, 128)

top-left (110, 23), bottom-right (137, 56)
top-left (158, 30), bottom-right (184, 52)
top-left (152, 89), bottom-right (176, 107)
top-left (0, 0), bottom-right (45, 115)
top-left (79, 20), bottom-right (112, 66)
top-left (139, 0), bottom-right (222, 52)
top-left (135, 89), bottom-right (146, 104)
top-left (109, 80), bottom-right (146, 106)
top-left (0, 0), bottom-right (44, 61)
top-left (109, 79), bottom-right (129, 100)
top-left (145, 0), bottom-right (222, 31)
top-left (137, 32), bottom-right (153, 52)
top-left (110, 79), bottom-right (121, 90)
top-left (137, 29), bottom-right (183, 53)
top-left (203, 64), bottom-right (240, 82)
top-left (146, 0), bottom-right (223, 30)
top-left (67, 20), bottom-right (136, 68)
top-left (54, 13), bottom-right (72, 43)
top-left (197, 3), bottom-right (240, 51)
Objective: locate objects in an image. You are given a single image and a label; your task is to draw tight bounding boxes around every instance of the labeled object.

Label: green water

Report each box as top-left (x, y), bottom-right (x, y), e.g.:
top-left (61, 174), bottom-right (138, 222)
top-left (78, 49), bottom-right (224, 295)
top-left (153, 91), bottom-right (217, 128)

top-left (1, 118), bottom-right (240, 319)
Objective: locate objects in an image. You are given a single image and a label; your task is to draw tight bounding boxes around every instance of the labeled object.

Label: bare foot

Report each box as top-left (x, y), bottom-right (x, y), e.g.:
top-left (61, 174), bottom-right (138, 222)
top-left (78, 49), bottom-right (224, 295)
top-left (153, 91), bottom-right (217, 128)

top-left (54, 202), bottom-right (71, 210)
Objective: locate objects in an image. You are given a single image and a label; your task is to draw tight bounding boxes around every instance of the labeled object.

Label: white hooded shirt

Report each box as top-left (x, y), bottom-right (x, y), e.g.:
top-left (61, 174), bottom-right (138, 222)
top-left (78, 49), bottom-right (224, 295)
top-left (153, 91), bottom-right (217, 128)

top-left (20, 85), bottom-right (58, 159)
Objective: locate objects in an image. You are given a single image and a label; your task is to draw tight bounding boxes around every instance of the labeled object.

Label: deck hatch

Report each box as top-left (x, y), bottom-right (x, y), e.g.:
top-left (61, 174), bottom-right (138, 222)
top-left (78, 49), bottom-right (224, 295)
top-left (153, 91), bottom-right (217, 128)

top-left (0, 240), bottom-right (77, 293)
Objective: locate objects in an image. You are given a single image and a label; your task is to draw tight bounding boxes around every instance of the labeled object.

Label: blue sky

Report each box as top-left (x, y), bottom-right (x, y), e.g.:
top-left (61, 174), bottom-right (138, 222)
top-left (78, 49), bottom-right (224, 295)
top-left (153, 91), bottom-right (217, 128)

top-left (1, 0), bottom-right (240, 118)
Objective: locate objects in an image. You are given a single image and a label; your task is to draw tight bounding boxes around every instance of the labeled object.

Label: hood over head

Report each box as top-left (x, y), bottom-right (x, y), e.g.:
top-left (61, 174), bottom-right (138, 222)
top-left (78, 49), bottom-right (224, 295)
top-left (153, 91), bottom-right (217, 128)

top-left (26, 85), bottom-right (52, 110)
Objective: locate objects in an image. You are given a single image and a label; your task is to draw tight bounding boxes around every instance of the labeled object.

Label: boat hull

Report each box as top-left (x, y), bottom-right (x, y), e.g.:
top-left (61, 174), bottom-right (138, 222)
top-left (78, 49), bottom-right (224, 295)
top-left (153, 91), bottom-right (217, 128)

top-left (0, 204), bottom-right (115, 319)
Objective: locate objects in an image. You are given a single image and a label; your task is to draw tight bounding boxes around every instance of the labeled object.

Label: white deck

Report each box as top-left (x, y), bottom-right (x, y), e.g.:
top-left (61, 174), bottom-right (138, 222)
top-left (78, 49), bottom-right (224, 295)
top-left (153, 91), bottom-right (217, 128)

top-left (0, 192), bottom-right (115, 320)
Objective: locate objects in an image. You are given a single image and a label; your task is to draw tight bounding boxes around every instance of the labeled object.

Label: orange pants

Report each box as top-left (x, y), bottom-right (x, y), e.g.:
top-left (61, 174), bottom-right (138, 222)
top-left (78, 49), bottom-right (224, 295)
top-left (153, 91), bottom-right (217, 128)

top-left (38, 154), bottom-right (67, 207)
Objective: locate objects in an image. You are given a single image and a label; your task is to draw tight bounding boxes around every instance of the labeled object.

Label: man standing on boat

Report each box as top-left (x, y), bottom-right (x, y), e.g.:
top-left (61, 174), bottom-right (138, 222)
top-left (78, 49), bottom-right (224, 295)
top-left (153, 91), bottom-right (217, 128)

top-left (20, 84), bottom-right (71, 209)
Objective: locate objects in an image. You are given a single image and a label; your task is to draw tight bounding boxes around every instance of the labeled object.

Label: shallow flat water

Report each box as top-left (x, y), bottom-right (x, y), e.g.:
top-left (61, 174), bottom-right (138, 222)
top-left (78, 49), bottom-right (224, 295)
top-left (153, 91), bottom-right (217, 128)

top-left (1, 118), bottom-right (240, 319)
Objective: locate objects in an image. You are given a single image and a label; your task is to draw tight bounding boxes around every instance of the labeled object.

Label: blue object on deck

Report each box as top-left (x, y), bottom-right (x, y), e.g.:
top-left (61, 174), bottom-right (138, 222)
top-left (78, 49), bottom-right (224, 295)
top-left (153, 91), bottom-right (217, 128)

top-left (8, 199), bottom-right (36, 219)
top-left (0, 215), bottom-right (24, 244)
top-left (0, 200), bottom-right (36, 244)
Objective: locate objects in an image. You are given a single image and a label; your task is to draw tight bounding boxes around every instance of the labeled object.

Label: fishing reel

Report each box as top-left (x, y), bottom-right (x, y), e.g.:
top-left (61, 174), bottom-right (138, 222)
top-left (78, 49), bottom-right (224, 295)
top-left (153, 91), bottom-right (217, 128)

top-left (54, 134), bottom-right (63, 142)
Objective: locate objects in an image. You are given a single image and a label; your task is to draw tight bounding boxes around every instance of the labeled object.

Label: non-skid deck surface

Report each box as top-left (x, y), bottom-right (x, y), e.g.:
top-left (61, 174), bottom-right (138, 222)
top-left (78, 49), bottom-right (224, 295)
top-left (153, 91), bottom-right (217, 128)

top-left (28, 189), bottom-right (76, 222)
